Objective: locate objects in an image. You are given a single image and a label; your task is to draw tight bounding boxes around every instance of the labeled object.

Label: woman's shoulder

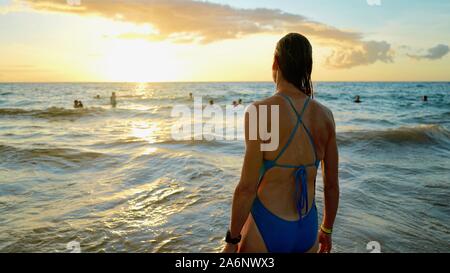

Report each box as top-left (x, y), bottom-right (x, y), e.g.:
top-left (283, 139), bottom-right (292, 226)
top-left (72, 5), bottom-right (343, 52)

top-left (310, 99), bottom-right (336, 130)
top-left (311, 99), bottom-right (333, 116)
top-left (249, 94), bottom-right (285, 108)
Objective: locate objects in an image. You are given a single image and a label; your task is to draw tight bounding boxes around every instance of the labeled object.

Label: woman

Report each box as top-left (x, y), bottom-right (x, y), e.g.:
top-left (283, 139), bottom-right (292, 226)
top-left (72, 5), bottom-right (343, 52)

top-left (223, 33), bottom-right (339, 253)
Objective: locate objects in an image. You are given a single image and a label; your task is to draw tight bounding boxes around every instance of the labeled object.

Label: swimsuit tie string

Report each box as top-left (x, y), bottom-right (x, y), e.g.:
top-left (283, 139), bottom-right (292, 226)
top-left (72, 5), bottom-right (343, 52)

top-left (294, 166), bottom-right (308, 221)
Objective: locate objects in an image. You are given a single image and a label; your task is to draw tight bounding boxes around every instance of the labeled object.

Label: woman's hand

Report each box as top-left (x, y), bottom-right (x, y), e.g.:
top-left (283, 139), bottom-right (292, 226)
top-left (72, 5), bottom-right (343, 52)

top-left (318, 231), bottom-right (332, 253)
top-left (222, 243), bottom-right (238, 253)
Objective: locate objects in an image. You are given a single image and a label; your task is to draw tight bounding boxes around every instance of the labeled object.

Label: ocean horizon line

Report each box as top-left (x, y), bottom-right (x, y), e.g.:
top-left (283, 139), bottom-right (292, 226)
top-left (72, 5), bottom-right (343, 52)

top-left (0, 80), bottom-right (449, 84)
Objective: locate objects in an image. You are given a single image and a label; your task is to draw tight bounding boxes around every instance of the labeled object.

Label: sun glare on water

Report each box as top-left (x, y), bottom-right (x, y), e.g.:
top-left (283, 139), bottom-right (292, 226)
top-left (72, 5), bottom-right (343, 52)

top-left (130, 121), bottom-right (160, 144)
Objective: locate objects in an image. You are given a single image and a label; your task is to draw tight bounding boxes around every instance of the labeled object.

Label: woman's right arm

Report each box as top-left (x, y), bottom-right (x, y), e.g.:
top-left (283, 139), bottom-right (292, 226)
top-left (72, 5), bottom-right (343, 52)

top-left (319, 111), bottom-right (340, 253)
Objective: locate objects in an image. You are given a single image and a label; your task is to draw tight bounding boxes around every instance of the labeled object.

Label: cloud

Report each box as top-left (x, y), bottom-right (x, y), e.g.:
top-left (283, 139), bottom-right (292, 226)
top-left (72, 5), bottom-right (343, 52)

top-left (11, 0), bottom-right (395, 69)
top-left (326, 41), bottom-right (394, 69)
top-left (407, 44), bottom-right (449, 61)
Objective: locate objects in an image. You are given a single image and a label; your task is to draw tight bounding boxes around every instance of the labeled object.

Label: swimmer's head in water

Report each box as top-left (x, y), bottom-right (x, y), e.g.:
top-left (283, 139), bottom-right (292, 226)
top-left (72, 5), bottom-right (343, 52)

top-left (274, 33), bottom-right (313, 97)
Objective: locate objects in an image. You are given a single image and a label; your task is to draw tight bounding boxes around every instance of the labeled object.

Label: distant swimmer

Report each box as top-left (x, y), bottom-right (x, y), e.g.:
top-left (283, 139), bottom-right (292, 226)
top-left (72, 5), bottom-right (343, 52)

top-left (209, 99), bottom-right (214, 105)
top-left (354, 95), bottom-right (362, 103)
top-left (422, 96), bottom-right (428, 102)
top-left (238, 99), bottom-right (243, 105)
top-left (94, 95), bottom-right (101, 99)
top-left (189, 93), bottom-right (193, 100)
top-left (232, 101), bottom-right (238, 107)
top-left (73, 100), bottom-right (84, 109)
top-left (110, 92), bottom-right (117, 108)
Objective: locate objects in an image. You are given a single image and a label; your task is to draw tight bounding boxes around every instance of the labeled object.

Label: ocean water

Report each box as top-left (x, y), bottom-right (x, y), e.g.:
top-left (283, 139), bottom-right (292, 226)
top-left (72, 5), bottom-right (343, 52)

top-left (0, 82), bottom-right (449, 253)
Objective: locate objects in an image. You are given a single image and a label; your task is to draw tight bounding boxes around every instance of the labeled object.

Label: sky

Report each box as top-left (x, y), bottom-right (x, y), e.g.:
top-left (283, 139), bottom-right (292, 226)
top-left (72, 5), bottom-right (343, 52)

top-left (0, 0), bottom-right (449, 82)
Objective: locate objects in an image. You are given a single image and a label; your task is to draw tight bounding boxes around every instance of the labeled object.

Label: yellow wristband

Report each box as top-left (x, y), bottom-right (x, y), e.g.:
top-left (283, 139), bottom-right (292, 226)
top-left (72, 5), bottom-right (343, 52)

top-left (320, 225), bottom-right (333, 234)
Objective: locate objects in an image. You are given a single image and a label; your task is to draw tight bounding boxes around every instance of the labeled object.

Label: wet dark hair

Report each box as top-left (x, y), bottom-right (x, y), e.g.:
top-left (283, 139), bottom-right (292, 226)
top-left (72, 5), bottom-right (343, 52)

top-left (275, 33), bottom-right (314, 97)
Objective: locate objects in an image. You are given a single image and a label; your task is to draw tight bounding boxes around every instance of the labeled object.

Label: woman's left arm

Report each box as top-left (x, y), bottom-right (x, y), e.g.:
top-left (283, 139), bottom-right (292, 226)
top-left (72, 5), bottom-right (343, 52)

top-left (222, 106), bottom-right (263, 253)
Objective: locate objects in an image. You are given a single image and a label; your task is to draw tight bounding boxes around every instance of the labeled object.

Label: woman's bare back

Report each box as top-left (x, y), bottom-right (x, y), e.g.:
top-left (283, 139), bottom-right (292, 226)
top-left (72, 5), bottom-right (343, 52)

top-left (238, 90), bottom-right (335, 253)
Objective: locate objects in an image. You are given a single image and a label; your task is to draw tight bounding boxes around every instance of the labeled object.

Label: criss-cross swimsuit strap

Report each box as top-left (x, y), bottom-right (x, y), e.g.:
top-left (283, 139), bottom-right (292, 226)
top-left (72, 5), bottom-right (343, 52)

top-left (258, 93), bottom-right (320, 219)
top-left (274, 94), bottom-right (318, 163)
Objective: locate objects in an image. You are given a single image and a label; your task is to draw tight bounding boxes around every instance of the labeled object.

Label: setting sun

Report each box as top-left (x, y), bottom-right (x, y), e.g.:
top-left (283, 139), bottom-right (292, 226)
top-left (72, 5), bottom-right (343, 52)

top-left (101, 40), bottom-right (183, 82)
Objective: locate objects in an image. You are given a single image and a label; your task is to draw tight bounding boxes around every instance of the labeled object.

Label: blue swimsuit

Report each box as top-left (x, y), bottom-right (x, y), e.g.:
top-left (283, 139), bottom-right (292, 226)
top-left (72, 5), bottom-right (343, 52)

top-left (251, 94), bottom-right (320, 253)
